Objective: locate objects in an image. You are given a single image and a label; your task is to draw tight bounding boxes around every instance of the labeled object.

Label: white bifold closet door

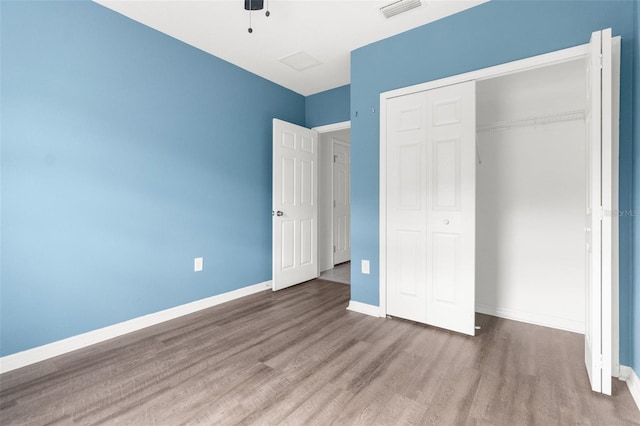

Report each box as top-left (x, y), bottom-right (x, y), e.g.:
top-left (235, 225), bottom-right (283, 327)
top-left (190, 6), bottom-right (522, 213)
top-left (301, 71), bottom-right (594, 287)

top-left (383, 28), bottom-right (616, 395)
top-left (386, 81), bottom-right (476, 336)
top-left (584, 28), bottom-right (613, 395)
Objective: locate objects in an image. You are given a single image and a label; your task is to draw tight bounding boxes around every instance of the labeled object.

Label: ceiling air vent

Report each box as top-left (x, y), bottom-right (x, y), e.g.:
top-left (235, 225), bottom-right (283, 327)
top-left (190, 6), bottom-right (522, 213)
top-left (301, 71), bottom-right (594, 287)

top-left (380, 0), bottom-right (422, 18)
top-left (279, 51), bottom-right (322, 72)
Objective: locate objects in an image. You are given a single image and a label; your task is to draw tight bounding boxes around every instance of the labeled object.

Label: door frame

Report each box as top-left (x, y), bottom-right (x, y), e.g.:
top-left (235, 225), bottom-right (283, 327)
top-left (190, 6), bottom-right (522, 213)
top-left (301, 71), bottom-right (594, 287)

top-left (313, 121), bottom-right (351, 269)
top-left (332, 138), bottom-right (351, 266)
top-left (379, 37), bottom-right (620, 376)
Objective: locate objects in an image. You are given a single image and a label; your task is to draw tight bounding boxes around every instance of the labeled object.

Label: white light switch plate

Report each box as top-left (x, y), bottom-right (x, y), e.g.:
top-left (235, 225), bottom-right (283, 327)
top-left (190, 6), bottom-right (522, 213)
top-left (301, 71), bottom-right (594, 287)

top-left (194, 257), bottom-right (204, 272)
top-left (361, 259), bottom-right (370, 274)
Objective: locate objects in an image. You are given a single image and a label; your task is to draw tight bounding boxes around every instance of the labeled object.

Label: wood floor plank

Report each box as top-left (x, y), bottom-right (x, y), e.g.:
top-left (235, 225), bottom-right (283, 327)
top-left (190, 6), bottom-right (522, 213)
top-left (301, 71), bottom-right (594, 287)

top-left (279, 381), bottom-right (351, 425)
top-left (373, 393), bottom-right (428, 426)
top-left (234, 340), bottom-right (370, 426)
top-left (1, 280), bottom-right (639, 426)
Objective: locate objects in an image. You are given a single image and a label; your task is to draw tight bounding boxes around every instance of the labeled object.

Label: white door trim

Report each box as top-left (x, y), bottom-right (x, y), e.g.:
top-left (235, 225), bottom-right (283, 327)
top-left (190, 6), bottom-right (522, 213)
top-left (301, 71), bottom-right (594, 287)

top-left (382, 45), bottom-right (588, 103)
top-left (380, 35), bottom-right (620, 375)
top-left (332, 138), bottom-right (351, 266)
top-left (611, 36), bottom-right (621, 379)
top-left (313, 120), bottom-right (351, 133)
top-left (313, 121), bottom-right (352, 270)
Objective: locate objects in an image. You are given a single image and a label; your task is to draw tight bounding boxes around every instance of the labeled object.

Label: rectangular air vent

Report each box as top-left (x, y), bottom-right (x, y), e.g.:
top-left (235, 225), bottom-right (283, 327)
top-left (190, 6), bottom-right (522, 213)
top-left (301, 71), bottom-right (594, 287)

top-left (380, 0), bottom-right (422, 18)
top-left (279, 51), bottom-right (322, 72)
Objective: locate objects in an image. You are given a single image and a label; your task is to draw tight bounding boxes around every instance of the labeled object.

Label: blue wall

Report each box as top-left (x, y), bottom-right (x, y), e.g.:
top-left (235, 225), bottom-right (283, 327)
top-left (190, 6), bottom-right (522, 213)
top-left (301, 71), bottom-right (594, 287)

top-left (0, 1), bottom-right (305, 356)
top-left (350, 0), bottom-right (637, 366)
top-left (305, 85), bottom-right (350, 128)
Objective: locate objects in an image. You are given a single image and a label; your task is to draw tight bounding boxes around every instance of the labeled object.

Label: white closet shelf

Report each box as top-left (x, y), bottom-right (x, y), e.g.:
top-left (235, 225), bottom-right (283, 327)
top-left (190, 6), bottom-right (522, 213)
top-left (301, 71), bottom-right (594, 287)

top-left (477, 109), bottom-right (585, 133)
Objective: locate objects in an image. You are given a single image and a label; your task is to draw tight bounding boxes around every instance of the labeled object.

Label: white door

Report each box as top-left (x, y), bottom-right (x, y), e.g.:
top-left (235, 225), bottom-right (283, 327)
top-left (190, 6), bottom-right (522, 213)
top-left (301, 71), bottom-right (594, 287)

top-left (272, 119), bottom-right (319, 291)
top-left (333, 141), bottom-right (351, 265)
top-left (386, 81), bottom-right (476, 334)
top-left (386, 91), bottom-right (428, 323)
top-left (584, 28), bottom-right (613, 395)
top-left (424, 82), bottom-right (476, 336)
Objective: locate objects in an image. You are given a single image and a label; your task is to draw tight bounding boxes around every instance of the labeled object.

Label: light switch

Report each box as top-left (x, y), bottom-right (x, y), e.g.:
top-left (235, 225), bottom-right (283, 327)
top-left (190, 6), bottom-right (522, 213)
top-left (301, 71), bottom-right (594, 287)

top-left (194, 257), bottom-right (204, 272)
top-left (361, 259), bottom-right (370, 274)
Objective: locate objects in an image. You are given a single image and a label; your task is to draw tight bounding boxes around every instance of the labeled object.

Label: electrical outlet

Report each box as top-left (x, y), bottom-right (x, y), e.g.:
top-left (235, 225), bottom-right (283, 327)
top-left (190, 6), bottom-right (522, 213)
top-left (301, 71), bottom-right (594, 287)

top-left (361, 259), bottom-right (370, 274)
top-left (194, 257), bottom-right (204, 272)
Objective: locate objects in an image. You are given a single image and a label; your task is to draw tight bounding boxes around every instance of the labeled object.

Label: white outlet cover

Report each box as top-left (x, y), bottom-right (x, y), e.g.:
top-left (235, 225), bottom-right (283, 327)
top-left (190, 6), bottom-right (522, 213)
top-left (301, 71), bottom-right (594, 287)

top-left (361, 259), bottom-right (370, 274)
top-left (194, 257), bottom-right (204, 272)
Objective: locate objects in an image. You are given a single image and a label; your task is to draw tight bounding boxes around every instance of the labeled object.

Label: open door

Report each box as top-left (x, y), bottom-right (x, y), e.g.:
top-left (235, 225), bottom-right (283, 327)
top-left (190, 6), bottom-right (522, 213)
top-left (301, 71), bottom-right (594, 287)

top-left (272, 119), bottom-right (319, 291)
top-left (584, 28), bottom-right (613, 395)
top-left (385, 81), bottom-right (476, 335)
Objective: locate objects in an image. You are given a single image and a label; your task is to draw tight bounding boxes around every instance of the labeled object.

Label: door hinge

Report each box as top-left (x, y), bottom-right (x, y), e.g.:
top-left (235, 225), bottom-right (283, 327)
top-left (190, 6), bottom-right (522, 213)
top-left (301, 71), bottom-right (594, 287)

top-left (599, 354), bottom-right (604, 369)
top-left (333, 245), bottom-right (336, 253)
top-left (599, 206), bottom-right (605, 221)
top-left (599, 53), bottom-right (603, 69)
top-left (333, 200), bottom-right (336, 207)
top-left (333, 155), bottom-right (338, 163)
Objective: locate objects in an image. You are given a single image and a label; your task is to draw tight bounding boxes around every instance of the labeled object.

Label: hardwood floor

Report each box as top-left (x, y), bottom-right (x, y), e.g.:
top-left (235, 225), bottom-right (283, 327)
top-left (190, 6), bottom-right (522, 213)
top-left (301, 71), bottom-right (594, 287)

top-left (1, 280), bottom-right (639, 425)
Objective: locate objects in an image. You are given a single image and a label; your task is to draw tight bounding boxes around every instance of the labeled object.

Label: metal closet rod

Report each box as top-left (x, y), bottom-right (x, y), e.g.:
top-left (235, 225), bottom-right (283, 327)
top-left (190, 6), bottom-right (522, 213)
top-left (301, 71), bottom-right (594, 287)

top-left (476, 109), bottom-right (585, 133)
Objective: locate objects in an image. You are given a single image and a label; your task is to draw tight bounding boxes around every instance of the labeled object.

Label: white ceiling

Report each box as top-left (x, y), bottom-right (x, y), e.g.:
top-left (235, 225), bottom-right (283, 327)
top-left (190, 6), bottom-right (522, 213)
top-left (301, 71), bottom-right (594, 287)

top-left (95, 0), bottom-right (487, 96)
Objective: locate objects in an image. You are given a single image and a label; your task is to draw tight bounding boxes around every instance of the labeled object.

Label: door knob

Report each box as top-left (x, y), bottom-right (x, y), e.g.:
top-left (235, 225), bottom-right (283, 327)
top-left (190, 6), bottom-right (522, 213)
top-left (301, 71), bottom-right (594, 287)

top-left (443, 219), bottom-right (450, 225)
top-left (276, 211), bottom-right (284, 216)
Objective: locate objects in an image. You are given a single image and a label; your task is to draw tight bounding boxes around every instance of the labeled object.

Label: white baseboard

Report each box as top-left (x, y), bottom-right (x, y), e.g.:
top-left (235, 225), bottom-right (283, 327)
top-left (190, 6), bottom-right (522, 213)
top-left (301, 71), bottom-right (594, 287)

top-left (475, 303), bottom-right (584, 334)
top-left (0, 280), bottom-right (272, 374)
top-left (620, 365), bottom-right (640, 411)
top-left (347, 300), bottom-right (381, 317)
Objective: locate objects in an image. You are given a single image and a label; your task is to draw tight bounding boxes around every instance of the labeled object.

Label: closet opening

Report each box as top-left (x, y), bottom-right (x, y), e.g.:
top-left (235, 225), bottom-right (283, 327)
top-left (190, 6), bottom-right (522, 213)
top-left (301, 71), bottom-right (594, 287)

top-left (379, 29), bottom-right (620, 394)
top-left (475, 58), bottom-right (588, 334)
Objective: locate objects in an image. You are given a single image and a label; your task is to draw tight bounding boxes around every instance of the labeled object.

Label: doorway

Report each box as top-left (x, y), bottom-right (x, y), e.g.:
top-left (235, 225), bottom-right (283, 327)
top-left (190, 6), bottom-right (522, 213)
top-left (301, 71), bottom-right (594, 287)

top-left (475, 59), bottom-right (587, 333)
top-left (272, 120), bottom-right (351, 289)
top-left (316, 123), bottom-right (351, 284)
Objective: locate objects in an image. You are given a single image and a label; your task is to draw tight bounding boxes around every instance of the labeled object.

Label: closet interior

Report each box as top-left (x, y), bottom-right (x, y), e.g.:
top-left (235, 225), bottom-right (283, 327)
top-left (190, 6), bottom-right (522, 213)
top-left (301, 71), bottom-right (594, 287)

top-left (475, 58), bottom-right (587, 333)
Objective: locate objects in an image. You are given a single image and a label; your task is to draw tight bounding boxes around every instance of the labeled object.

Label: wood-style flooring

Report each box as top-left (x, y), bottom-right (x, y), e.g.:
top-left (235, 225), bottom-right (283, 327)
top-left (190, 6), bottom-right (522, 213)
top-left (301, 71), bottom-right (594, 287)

top-left (1, 280), bottom-right (639, 425)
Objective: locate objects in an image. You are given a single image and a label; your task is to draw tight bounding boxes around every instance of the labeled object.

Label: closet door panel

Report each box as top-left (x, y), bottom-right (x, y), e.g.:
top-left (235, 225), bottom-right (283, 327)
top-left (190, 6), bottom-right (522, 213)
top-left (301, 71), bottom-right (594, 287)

top-left (584, 28), bottom-right (613, 396)
top-left (386, 94), bottom-right (428, 323)
top-left (432, 233), bottom-right (459, 303)
top-left (425, 81), bottom-right (476, 336)
top-left (433, 138), bottom-right (461, 210)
